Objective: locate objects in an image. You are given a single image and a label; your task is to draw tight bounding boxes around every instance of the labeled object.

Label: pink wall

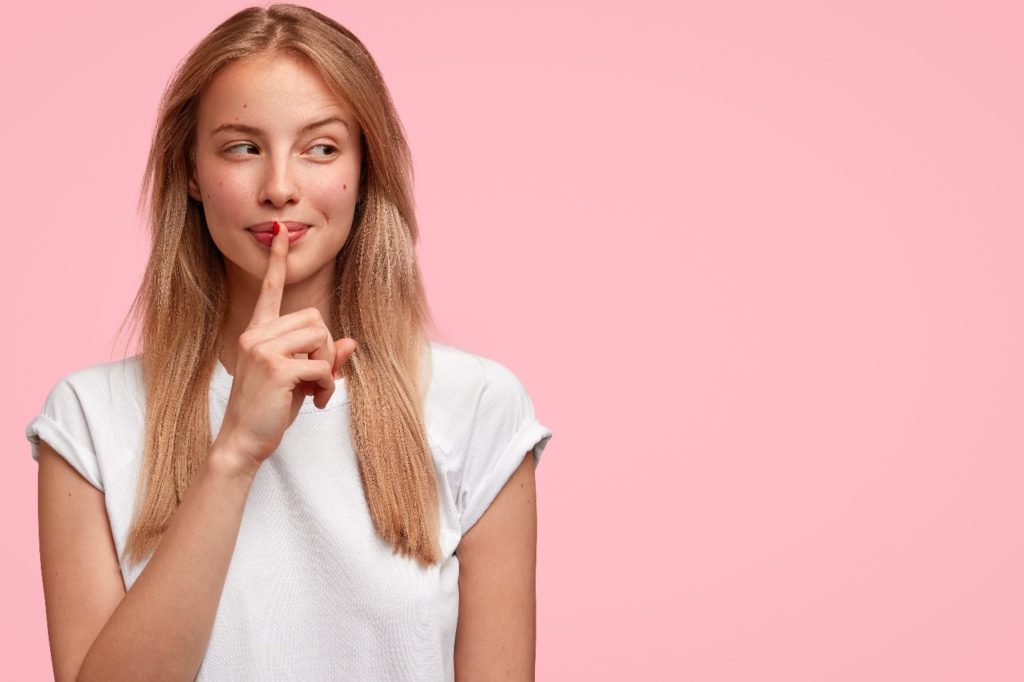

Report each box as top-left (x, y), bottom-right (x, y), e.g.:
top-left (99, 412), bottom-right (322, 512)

top-left (4, 1), bottom-right (1022, 679)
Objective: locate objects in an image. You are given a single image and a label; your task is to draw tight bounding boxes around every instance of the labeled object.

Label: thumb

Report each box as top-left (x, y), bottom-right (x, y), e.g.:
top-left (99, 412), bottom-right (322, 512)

top-left (333, 338), bottom-right (356, 376)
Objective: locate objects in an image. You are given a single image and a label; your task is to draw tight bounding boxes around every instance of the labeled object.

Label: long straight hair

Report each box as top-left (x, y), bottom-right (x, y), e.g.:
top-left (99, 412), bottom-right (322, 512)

top-left (113, 4), bottom-right (442, 568)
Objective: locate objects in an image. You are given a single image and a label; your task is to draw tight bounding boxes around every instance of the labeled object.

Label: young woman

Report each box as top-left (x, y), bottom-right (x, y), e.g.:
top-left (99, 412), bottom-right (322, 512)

top-left (26, 5), bottom-right (553, 680)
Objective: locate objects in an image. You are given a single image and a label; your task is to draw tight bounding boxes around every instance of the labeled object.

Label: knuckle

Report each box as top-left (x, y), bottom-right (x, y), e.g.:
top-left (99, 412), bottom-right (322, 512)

top-left (238, 332), bottom-right (256, 352)
top-left (266, 355), bottom-right (286, 377)
top-left (252, 342), bottom-right (273, 364)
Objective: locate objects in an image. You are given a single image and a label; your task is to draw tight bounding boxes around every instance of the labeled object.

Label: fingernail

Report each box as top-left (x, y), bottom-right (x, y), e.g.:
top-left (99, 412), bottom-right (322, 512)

top-left (272, 221), bottom-right (280, 236)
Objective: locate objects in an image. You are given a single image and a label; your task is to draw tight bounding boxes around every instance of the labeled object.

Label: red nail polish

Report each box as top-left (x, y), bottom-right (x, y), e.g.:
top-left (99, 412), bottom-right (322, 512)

top-left (272, 221), bottom-right (280, 236)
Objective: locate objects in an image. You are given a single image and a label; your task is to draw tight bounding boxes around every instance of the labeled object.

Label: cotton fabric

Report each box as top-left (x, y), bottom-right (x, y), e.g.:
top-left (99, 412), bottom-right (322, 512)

top-left (25, 341), bottom-right (553, 681)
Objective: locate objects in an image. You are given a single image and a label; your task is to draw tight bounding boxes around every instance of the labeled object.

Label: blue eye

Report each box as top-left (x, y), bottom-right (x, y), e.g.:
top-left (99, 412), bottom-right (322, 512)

top-left (310, 144), bottom-right (338, 157)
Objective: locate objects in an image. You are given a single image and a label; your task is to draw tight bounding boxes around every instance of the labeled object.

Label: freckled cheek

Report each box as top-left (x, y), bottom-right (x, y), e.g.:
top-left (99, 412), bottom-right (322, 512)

top-left (199, 178), bottom-right (257, 238)
top-left (203, 173), bottom-right (257, 206)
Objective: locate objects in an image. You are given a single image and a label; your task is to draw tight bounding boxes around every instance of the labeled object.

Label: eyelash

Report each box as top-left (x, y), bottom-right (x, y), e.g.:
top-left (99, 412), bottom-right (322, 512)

top-left (225, 143), bottom-right (338, 158)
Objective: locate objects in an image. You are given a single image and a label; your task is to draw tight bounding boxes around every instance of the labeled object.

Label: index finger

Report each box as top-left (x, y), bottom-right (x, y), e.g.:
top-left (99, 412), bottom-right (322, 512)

top-left (250, 221), bottom-right (290, 326)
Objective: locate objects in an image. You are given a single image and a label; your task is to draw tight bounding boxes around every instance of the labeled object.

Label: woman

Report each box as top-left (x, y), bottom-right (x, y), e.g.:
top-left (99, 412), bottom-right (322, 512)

top-left (26, 5), bottom-right (553, 680)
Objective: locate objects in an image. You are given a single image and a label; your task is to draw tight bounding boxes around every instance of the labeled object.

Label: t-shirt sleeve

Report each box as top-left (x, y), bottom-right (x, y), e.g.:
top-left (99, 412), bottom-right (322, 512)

top-left (458, 357), bottom-right (553, 536)
top-left (25, 374), bottom-right (104, 492)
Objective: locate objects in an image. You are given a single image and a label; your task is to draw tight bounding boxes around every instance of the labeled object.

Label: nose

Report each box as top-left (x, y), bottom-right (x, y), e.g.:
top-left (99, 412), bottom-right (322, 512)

top-left (257, 156), bottom-right (300, 207)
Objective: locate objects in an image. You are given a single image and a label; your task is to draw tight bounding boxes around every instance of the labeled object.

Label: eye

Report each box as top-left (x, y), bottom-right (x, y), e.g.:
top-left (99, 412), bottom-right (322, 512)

top-left (225, 143), bottom-right (259, 155)
top-left (309, 144), bottom-right (338, 157)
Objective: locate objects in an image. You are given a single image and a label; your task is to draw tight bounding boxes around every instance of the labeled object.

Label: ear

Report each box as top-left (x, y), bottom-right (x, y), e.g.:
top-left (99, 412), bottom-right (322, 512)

top-left (187, 149), bottom-right (203, 202)
top-left (187, 178), bottom-right (202, 203)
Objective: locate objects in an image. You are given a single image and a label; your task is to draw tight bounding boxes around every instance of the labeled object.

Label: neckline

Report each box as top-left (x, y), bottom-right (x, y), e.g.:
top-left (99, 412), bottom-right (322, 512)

top-left (209, 357), bottom-right (349, 412)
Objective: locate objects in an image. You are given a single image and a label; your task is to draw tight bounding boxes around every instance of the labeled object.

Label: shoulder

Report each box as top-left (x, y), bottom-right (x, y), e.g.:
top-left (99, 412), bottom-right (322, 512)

top-left (427, 340), bottom-right (488, 385)
top-left (424, 340), bottom-right (546, 457)
top-left (36, 355), bottom-right (140, 404)
top-left (425, 341), bottom-right (553, 536)
top-left (26, 356), bottom-right (146, 482)
top-left (425, 341), bottom-right (531, 416)
top-left (42, 356), bottom-right (145, 413)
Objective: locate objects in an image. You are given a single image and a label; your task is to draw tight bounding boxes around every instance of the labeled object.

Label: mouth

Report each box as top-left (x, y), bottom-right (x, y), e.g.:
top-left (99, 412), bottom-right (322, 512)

top-left (248, 223), bottom-right (310, 247)
top-left (247, 221), bottom-right (311, 233)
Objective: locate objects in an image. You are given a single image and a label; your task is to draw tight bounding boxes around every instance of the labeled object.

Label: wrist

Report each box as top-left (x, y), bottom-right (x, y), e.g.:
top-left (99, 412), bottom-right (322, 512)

top-left (209, 437), bottom-right (261, 481)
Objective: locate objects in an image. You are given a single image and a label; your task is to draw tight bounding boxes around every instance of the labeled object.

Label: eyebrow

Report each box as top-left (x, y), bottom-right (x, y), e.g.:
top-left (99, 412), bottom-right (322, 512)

top-left (210, 115), bottom-right (349, 137)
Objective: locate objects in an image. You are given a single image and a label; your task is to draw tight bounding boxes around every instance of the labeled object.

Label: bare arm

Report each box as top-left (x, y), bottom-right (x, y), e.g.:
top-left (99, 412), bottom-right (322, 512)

top-left (38, 441), bottom-right (125, 682)
top-left (68, 439), bottom-right (257, 682)
top-left (454, 450), bottom-right (538, 681)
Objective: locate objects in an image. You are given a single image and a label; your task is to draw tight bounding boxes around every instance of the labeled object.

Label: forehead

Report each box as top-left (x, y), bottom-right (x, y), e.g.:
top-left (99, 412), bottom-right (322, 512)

top-left (198, 53), bottom-right (355, 129)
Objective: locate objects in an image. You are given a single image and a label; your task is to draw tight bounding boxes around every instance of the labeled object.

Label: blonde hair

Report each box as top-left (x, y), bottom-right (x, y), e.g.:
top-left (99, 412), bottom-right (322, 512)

top-left (113, 4), bottom-right (442, 568)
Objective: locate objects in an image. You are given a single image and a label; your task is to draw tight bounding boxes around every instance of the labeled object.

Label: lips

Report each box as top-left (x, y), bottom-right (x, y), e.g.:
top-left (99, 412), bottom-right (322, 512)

top-left (249, 225), bottom-right (309, 247)
top-left (248, 221), bottom-right (310, 233)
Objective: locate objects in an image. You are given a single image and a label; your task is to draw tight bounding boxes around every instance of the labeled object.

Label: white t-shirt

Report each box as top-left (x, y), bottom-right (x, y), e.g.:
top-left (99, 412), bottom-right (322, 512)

top-left (25, 341), bottom-right (553, 681)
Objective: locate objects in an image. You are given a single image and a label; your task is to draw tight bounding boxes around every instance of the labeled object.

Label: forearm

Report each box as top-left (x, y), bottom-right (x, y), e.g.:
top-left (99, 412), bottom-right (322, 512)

top-left (77, 443), bottom-right (256, 682)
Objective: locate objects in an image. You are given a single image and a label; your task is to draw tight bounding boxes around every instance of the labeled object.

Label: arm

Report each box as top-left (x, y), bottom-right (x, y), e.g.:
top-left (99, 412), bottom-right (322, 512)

top-left (454, 450), bottom-right (538, 681)
top-left (37, 441), bottom-right (125, 682)
top-left (39, 436), bottom-right (258, 682)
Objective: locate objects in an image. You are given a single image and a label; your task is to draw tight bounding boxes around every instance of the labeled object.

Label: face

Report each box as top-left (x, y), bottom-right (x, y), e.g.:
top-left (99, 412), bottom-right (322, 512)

top-left (188, 51), bottom-right (362, 292)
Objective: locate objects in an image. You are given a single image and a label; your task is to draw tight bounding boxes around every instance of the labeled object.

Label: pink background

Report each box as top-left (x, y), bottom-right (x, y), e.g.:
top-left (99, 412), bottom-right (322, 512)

top-left (3, 1), bottom-right (1023, 679)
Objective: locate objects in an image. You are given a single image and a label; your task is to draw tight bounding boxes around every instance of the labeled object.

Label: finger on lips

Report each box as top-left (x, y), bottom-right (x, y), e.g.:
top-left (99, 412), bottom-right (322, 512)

top-left (247, 221), bottom-right (353, 405)
top-left (249, 220), bottom-right (289, 327)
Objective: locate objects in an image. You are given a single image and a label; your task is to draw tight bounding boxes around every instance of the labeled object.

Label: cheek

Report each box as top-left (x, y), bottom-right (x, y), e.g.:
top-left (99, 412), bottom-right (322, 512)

top-left (195, 155), bottom-right (247, 199)
top-left (205, 168), bottom-right (247, 196)
top-left (202, 173), bottom-right (252, 206)
top-left (303, 178), bottom-right (353, 215)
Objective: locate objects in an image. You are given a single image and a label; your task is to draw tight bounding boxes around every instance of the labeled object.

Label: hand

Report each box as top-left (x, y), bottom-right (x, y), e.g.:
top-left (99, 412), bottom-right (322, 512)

top-left (213, 222), bottom-right (358, 473)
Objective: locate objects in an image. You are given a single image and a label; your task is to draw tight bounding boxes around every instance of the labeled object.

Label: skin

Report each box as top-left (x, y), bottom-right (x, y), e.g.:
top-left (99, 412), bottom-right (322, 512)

top-left (455, 451), bottom-right (539, 680)
top-left (187, 50), bottom-right (362, 375)
top-left (189, 50), bottom-right (539, 678)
